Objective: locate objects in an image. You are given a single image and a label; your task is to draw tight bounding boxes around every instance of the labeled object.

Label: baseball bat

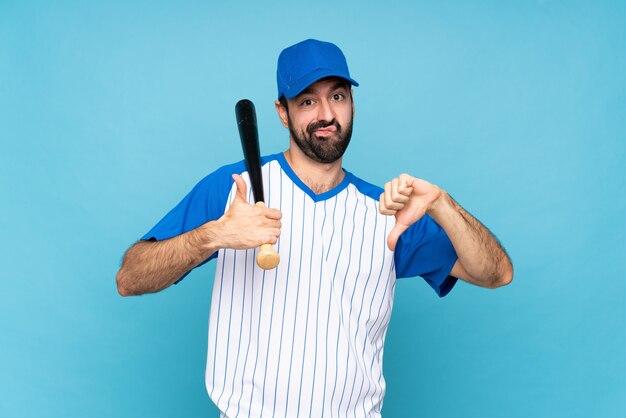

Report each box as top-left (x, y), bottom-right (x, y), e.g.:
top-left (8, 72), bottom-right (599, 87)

top-left (235, 99), bottom-right (280, 270)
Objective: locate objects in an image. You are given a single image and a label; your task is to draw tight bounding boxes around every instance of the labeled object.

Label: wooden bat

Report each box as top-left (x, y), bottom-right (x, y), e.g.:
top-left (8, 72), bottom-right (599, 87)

top-left (235, 99), bottom-right (280, 270)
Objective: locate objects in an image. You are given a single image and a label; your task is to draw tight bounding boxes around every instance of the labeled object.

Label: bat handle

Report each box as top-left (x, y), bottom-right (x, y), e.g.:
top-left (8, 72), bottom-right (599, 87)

top-left (255, 202), bottom-right (280, 270)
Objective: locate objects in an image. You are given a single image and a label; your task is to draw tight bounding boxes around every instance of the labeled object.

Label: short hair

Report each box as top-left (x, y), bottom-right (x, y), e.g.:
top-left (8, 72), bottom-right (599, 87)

top-left (279, 95), bottom-right (288, 111)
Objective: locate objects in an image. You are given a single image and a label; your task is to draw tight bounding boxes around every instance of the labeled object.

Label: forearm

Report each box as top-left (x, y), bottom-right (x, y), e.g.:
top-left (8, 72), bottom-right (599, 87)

top-left (116, 221), bottom-right (221, 296)
top-left (428, 191), bottom-right (513, 288)
top-left (117, 175), bottom-right (283, 296)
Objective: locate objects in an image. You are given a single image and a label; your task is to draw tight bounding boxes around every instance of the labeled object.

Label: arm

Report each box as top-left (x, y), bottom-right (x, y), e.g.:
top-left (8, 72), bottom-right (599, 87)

top-left (427, 191), bottom-right (513, 288)
top-left (380, 174), bottom-right (513, 289)
top-left (116, 174), bottom-right (282, 296)
top-left (116, 223), bottom-right (219, 296)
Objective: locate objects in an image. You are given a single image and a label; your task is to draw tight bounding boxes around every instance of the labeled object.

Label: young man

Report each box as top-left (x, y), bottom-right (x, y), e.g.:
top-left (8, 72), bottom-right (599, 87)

top-left (116, 39), bottom-right (513, 418)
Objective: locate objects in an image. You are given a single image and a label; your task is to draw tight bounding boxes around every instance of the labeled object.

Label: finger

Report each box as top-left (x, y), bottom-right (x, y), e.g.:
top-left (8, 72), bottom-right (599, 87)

top-left (379, 192), bottom-right (397, 215)
top-left (263, 219), bottom-right (282, 229)
top-left (268, 227), bottom-right (281, 237)
top-left (384, 181), bottom-right (405, 210)
top-left (398, 173), bottom-right (413, 196)
top-left (387, 223), bottom-right (409, 251)
top-left (259, 235), bottom-right (278, 245)
top-left (391, 178), bottom-right (409, 204)
top-left (384, 182), bottom-right (394, 208)
top-left (232, 174), bottom-right (248, 202)
top-left (264, 208), bottom-right (283, 220)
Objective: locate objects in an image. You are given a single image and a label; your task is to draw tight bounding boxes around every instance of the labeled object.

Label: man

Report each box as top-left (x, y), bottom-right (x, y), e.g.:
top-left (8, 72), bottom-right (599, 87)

top-left (116, 39), bottom-right (513, 417)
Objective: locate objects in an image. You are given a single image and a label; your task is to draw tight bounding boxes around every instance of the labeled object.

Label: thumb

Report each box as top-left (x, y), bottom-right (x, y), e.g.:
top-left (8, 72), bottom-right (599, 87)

top-left (232, 174), bottom-right (248, 203)
top-left (387, 222), bottom-right (409, 251)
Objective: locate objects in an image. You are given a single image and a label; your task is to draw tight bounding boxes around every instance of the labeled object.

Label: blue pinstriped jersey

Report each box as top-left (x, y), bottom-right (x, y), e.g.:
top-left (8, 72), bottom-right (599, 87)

top-left (142, 153), bottom-right (458, 417)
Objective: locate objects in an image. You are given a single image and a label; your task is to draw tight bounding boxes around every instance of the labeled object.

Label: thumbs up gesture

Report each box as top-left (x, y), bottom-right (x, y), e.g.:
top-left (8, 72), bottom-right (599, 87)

top-left (379, 174), bottom-right (443, 251)
top-left (214, 174), bottom-right (283, 250)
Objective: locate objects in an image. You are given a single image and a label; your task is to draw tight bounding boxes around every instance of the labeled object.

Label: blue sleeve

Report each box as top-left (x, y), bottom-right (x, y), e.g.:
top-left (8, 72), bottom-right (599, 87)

top-left (394, 214), bottom-right (459, 297)
top-left (141, 161), bottom-right (244, 283)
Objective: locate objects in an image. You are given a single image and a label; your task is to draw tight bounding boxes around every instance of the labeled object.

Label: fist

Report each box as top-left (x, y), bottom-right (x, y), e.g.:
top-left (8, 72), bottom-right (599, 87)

top-left (379, 173), bottom-right (442, 251)
top-left (216, 174), bottom-right (282, 249)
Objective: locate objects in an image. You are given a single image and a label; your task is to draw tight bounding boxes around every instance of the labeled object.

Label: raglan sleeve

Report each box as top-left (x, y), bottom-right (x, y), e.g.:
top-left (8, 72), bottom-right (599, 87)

top-left (140, 164), bottom-right (237, 282)
top-left (394, 214), bottom-right (459, 297)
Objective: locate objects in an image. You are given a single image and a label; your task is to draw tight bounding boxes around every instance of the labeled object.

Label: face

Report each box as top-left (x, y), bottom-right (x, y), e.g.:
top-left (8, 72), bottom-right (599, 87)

top-left (276, 77), bottom-right (354, 164)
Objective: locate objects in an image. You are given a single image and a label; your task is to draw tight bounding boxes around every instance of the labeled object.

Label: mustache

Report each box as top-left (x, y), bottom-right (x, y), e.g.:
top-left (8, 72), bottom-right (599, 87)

top-left (307, 119), bottom-right (341, 134)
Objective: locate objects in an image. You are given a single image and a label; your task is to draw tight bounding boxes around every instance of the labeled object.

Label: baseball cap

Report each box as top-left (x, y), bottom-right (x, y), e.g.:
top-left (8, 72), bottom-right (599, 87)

top-left (276, 39), bottom-right (359, 100)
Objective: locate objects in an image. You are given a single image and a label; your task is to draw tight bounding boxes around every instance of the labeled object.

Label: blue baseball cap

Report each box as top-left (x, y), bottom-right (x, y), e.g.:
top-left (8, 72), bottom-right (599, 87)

top-left (277, 39), bottom-right (359, 100)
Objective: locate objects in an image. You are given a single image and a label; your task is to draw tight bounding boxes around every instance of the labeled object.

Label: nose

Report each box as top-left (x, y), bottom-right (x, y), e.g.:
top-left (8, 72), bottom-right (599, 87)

top-left (317, 98), bottom-right (334, 122)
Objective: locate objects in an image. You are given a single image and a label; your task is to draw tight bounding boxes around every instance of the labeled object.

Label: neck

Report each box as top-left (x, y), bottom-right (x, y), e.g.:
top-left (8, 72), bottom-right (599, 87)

top-left (283, 145), bottom-right (345, 195)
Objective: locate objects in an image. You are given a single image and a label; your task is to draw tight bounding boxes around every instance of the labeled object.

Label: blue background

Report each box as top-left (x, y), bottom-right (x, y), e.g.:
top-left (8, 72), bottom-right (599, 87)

top-left (2, 1), bottom-right (625, 417)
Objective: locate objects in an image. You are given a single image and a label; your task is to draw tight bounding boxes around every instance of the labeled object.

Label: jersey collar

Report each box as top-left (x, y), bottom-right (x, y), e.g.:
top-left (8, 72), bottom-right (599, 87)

top-left (274, 152), bottom-right (353, 202)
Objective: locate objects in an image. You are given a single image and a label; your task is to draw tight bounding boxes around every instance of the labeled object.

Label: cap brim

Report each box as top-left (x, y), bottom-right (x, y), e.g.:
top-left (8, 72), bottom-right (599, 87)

top-left (282, 68), bottom-right (359, 99)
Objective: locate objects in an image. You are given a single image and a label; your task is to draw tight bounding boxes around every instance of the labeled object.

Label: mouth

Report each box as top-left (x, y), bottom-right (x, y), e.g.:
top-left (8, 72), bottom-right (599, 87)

top-left (308, 119), bottom-right (340, 138)
top-left (313, 126), bottom-right (337, 137)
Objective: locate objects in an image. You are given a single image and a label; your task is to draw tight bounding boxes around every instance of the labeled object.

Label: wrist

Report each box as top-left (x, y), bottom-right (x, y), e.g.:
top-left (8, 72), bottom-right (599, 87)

top-left (194, 220), bottom-right (223, 256)
top-left (426, 188), bottom-right (452, 221)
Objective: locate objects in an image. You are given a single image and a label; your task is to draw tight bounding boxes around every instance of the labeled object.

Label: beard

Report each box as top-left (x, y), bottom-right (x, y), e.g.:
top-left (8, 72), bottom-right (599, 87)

top-left (288, 114), bottom-right (353, 164)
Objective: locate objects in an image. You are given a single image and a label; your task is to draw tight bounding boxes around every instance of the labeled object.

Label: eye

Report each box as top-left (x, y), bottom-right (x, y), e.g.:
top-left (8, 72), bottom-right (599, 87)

top-left (332, 93), bottom-right (345, 101)
top-left (300, 98), bottom-right (313, 106)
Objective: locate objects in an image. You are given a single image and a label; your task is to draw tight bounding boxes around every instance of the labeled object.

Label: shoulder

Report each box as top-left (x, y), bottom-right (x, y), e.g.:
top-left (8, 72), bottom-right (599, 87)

top-left (194, 153), bottom-right (282, 191)
top-left (345, 170), bottom-right (383, 203)
top-left (195, 159), bottom-right (245, 188)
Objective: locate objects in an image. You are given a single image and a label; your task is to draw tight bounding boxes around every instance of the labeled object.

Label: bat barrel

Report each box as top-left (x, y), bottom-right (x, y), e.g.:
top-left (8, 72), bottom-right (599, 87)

top-left (235, 99), bottom-right (264, 203)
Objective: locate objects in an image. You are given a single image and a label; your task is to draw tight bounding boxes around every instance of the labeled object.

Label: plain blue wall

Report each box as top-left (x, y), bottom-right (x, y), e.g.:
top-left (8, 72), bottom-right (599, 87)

top-left (2, 1), bottom-right (625, 417)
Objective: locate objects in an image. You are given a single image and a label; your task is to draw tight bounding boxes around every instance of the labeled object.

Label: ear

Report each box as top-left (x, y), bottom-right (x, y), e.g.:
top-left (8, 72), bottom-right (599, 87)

top-left (350, 89), bottom-right (355, 118)
top-left (275, 100), bottom-right (289, 128)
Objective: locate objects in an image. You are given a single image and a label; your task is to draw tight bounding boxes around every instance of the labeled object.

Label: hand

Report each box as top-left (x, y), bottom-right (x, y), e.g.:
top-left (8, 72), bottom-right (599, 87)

top-left (379, 173), bottom-right (443, 251)
top-left (212, 174), bottom-right (282, 250)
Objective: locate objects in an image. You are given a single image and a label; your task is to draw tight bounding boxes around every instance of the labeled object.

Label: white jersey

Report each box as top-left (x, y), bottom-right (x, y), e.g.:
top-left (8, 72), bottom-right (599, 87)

top-left (142, 153), bottom-right (458, 418)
